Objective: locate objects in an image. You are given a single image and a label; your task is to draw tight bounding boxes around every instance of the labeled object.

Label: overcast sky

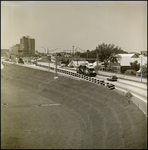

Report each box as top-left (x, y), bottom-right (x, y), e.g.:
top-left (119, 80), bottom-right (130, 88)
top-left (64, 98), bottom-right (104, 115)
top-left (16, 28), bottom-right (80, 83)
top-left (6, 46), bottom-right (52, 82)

top-left (1, 1), bottom-right (147, 53)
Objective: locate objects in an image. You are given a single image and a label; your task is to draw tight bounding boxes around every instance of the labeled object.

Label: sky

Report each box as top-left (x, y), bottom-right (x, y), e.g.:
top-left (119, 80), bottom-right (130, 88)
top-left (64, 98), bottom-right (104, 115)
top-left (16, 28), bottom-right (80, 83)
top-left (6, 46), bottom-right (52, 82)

top-left (1, 1), bottom-right (147, 53)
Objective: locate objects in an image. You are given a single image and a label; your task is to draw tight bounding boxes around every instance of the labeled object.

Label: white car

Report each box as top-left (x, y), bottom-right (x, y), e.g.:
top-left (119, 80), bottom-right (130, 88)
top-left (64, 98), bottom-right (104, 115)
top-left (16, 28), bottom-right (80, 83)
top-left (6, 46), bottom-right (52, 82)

top-left (60, 64), bottom-right (66, 67)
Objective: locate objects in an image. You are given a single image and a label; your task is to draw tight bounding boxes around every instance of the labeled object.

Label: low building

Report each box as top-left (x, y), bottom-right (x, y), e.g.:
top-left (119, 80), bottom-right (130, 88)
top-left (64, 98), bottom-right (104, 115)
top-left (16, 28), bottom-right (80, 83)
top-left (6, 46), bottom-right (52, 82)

top-left (93, 61), bottom-right (105, 71)
top-left (68, 60), bottom-right (89, 68)
top-left (111, 53), bottom-right (141, 73)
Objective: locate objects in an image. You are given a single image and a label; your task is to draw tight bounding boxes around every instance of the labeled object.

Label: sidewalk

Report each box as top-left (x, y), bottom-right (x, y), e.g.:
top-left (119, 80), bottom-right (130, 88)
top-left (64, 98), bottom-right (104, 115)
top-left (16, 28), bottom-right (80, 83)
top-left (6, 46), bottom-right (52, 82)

top-left (98, 71), bottom-right (147, 84)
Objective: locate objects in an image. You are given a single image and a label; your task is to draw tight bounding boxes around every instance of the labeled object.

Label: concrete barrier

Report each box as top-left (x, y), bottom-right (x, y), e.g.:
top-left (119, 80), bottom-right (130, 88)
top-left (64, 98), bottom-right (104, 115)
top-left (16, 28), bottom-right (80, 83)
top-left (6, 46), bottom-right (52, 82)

top-left (71, 72), bottom-right (74, 76)
top-left (37, 64), bottom-right (115, 89)
top-left (74, 73), bottom-right (77, 77)
top-left (100, 80), bottom-right (105, 86)
top-left (82, 75), bottom-right (85, 79)
top-left (92, 78), bottom-right (96, 83)
top-left (106, 83), bottom-right (110, 88)
top-left (109, 84), bottom-right (115, 90)
top-left (89, 77), bottom-right (91, 82)
top-left (97, 80), bottom-right (100, 84)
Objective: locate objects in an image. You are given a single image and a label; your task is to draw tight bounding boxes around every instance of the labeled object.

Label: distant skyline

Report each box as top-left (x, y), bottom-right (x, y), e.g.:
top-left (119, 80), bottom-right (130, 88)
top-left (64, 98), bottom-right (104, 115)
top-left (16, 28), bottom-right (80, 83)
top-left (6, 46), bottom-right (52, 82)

top-left (1, 1), bottom-right (147, 53)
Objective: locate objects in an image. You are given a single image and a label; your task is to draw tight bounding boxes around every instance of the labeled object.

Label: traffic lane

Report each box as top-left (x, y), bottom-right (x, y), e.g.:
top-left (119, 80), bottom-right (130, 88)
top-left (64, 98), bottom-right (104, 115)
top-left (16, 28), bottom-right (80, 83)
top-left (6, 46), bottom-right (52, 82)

top-left (96, 75), bottom-right (147, 90)
top-left (13, 62), bottom-right (147, 89)
top-left (44, 66), bottom-right (147, 100)
top-left (95, 76), bottom-right (147, 101)
top-left (98, 71), bottom-right (147, 83)
top-left (8, 63), bottom-right (147, 100)
top-left (108, 82), bottom-right (147, 100)
top-left (117, 79), bottom-right (147, 89)
top-left (12, 63), bottom-right (147, 99)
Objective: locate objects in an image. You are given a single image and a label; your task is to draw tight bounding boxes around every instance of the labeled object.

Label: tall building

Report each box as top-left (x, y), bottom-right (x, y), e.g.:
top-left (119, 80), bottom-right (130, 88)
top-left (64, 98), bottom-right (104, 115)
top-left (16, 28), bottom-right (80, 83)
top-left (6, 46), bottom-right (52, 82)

top-left (20, 36), bottom-right (35, 56)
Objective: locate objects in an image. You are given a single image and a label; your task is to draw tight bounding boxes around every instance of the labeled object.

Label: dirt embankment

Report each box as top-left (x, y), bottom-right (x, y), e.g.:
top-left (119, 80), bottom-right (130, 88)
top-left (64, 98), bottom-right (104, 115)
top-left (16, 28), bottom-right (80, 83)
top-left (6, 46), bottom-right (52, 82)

top-left (1, 63), bottom-right (147, 149)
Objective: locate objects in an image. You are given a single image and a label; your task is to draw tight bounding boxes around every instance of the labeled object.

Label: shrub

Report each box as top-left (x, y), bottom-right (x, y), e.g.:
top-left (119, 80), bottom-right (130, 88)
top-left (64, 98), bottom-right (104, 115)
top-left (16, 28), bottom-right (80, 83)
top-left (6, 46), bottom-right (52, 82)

top-left (124, 70), bottom-right (136, 75)
top-left (130, 60), bottom-right (140, 71)
top-left (141, 65), bottom-right (147, 77)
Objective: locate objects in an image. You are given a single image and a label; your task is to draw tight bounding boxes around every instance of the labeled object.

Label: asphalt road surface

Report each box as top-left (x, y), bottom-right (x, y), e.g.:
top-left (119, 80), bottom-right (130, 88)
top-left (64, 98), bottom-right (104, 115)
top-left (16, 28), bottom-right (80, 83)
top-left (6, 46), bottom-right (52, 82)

top-left (96, 76), bottom-right (147, 102)
top-left (1, 64), bottom-right (147, 149)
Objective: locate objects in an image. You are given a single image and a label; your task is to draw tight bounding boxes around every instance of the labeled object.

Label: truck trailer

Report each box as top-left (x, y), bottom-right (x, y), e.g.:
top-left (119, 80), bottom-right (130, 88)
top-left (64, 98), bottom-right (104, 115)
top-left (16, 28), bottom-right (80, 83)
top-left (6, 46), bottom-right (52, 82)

top-left (76, 64), bottom-right (96, 77)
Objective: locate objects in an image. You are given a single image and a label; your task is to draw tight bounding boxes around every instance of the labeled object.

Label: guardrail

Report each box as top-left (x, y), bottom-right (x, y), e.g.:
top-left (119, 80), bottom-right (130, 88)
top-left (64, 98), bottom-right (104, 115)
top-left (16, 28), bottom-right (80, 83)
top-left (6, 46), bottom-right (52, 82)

top-left (36, 63), bottom-right (115, 90)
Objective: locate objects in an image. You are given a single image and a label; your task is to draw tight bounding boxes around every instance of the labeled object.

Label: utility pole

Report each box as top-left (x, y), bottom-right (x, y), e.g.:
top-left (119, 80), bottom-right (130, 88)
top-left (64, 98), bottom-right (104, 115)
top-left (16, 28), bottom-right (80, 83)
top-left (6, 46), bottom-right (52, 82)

top-left (73, 46), bottom-right (75, 59)
top-left (97, 52), bottom-right (99, 74)
top-left (47, 55), bottom-right (51, 72)
top-left (87, 50), bottom-right (88, 59)
top-left (55, 53), bottom-right (57, 76)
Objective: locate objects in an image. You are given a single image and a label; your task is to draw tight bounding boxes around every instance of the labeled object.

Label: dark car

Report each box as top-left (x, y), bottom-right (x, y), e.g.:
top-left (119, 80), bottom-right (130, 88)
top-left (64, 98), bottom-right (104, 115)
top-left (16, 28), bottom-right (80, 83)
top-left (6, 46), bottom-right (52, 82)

top-left (18, 57), bottom-right (24, 64)
top-left (107, 75), bottom-right (118, 81)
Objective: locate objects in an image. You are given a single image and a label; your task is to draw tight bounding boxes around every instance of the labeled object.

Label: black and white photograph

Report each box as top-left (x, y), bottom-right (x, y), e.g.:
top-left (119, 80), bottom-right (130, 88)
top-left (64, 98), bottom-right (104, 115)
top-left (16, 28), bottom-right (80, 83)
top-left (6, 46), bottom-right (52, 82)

top-left (1, 1), bottom-right (147, 149)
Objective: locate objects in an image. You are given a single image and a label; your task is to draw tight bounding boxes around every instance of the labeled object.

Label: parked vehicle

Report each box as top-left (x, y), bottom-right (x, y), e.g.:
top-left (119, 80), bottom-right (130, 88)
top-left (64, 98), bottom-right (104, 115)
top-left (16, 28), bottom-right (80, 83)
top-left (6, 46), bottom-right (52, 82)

top-left (76, 64), bottom-right (96, 77)
top-left (107, 75), bottom-right (118, 81)
top-left (18, 57), bottom-right (24, 64)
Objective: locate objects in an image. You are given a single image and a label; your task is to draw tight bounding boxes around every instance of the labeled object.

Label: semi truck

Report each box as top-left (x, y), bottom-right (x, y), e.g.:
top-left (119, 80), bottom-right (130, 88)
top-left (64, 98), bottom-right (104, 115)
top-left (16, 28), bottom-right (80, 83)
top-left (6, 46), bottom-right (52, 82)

top-left (76, 64), bottom-right (96, 77)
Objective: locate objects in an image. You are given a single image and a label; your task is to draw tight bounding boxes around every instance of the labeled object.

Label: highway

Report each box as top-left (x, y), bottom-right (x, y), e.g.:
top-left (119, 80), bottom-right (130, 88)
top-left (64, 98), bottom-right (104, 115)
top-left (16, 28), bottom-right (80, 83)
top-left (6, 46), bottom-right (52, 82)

top-left (2, 61), bottom-right (147, 105)
top-left (14, 61), bottom-right (148, 103)
top-left (95, 75), bottom-right (147, 102)
top-left (53, 63), bottom-right (147, 103)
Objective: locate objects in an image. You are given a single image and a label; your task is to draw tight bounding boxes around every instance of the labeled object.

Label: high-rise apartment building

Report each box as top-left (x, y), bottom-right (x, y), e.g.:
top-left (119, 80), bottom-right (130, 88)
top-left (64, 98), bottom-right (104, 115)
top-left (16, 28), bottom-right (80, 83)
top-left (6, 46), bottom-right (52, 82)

top-left (20, 36), bottom-right (35, 56)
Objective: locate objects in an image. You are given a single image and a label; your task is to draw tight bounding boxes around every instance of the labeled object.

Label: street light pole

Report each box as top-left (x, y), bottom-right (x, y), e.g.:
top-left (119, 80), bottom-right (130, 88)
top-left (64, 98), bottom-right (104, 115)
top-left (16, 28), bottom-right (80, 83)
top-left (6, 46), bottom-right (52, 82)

top-left (47, 55), bottom-right (50, 72)
top-left (73, 46), bottom-right (75, 59)
top-left (140, 55), bottom-right (143, 83)
top-left (96, 51), bottom-right (99, 74)
top-left (55, 53), bottom-right (57, 76)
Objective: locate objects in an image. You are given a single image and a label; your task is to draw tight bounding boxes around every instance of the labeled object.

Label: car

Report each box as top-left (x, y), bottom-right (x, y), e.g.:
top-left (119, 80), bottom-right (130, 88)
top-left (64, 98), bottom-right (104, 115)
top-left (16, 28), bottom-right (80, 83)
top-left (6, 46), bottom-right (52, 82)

top-left (107, 75), bottom-right (118, 81)
top-left (18, 57), bottom-right (24, 64)
top-left (60, 64), bottom-right (66, 67)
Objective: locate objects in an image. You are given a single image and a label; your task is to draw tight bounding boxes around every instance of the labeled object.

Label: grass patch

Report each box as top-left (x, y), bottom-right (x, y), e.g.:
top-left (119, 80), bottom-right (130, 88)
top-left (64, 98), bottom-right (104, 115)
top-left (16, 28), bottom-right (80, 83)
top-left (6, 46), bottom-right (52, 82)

top-left (1, 63), bottom-right (147, 149)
